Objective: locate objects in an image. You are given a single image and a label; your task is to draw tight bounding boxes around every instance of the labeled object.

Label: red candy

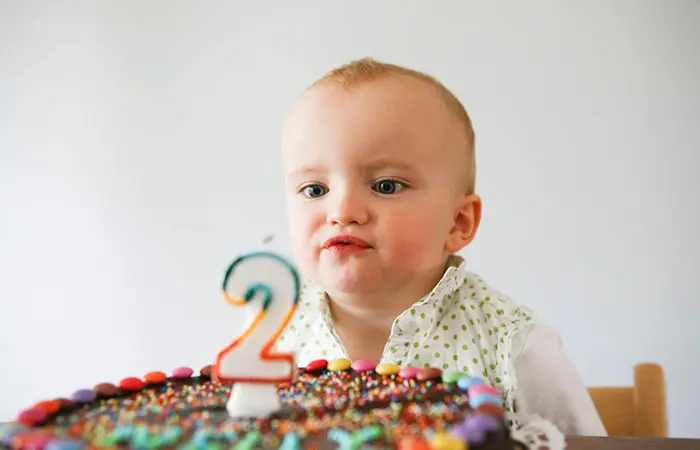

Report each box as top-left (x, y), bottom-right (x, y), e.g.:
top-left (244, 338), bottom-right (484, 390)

top-left (305, 359), bottom-right (328, 373)
top-left (16, 408), bottom-right (47, 426)
top-left (119, 377), bottom-right (144, 391)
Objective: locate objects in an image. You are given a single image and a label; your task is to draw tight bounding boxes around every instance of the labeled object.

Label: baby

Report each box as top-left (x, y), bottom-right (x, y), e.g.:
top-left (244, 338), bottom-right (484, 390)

top-left (277, 58), bottom-right (606, 437)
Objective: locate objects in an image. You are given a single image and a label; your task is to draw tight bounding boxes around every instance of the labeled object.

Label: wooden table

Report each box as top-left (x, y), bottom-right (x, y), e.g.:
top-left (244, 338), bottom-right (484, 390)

top-left (566, 436), bottom-right (700, 449)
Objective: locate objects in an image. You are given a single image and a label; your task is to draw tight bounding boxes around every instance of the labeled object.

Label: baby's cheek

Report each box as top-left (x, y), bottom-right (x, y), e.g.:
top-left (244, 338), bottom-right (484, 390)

top-left (386, 219), bottom-right (442, 266)
top-left (290, 209), bottom-right (325, 269)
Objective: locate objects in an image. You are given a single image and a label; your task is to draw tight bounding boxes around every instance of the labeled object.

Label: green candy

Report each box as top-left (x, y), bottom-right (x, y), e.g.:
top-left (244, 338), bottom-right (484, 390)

top-left (233, 431), bottom-right (261, 450)
top-left (442, 371), bottom-right (466, 384)
top-left (328, 429), bottom-right (359, 450)
top-left (358, 425), bottom-right (383, 442)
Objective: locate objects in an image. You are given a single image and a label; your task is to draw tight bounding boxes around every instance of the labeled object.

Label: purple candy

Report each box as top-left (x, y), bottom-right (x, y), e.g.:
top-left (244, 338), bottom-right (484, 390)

top-left (465, 413), bottom-right (500, 432)
top-left (70, 389), bottom-right (96, 403)
top-left (450, 423), bottom-right (486, 445)
top-left (452, 413), bottom-right (501, 445)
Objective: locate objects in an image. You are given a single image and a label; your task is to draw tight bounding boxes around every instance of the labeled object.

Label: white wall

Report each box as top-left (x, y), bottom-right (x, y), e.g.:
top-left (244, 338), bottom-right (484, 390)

top-left (1, 0), bottom-right (698, 437)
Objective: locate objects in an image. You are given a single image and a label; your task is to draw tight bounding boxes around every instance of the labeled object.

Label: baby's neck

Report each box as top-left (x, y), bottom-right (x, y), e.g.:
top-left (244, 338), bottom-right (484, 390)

top-left (325, 263), bottom-right (449, 362)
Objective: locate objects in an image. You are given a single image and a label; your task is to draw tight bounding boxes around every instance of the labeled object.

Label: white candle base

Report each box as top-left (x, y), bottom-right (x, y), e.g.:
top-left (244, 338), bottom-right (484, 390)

top-left (226, 382), bottom-right (282, 418)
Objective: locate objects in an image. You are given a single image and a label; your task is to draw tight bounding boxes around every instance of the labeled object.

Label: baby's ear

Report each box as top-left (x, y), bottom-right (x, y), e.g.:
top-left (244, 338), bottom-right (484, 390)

top-left (445, 194), bottom-right (482, 253)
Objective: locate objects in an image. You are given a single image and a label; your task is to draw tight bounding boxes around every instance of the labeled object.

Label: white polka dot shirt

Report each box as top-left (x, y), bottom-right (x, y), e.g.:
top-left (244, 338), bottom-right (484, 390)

top-left (277, 255), bottom-right (607, 437)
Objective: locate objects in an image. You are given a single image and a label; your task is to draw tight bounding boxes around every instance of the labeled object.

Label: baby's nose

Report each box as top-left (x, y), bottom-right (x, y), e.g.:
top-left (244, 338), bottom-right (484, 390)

top-left (327, 190), bottom-right (369, 226)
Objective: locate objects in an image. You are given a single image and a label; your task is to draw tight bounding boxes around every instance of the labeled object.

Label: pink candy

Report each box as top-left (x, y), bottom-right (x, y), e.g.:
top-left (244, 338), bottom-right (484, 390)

top-left (468, 384), bottom-right (500, 396)
top-left (16, 408), bottom-right (47, 426)
top-left (351, 359), bottom-right (377, 372)
top-left (398, 367), bottom-right (421, 379)
top-left (171, 367), bottom-right (194, 379)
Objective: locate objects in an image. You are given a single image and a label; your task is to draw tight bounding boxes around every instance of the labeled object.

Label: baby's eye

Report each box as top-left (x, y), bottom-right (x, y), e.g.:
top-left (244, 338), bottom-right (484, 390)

top-left (301, 184), bottom-right (328, 198)
top-left (373, 179), bottom-right (405, 195)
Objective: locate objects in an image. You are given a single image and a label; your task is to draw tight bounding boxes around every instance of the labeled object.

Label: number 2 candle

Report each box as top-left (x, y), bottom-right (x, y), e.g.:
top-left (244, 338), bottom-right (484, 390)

top-left (213, 251), bottom-right (300, 418)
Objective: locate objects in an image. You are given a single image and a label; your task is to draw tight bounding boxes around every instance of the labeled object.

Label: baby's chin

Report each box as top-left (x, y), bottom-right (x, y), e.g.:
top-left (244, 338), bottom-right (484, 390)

top-left (316, 265), bottom-right (385, 296)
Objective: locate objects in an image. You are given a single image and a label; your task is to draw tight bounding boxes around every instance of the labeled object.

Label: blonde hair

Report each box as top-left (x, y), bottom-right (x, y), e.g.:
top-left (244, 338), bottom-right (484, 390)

top-left (311, 57), bottom-right (476, 194)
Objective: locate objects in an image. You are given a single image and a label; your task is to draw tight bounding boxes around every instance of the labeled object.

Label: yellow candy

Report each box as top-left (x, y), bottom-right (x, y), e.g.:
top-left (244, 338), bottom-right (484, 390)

top-left (429, 432), bottom-right (467, 450)
top-left (327, 358), bottom-right (352, 371)
top-left (375, 363), bottom-right (400, 376)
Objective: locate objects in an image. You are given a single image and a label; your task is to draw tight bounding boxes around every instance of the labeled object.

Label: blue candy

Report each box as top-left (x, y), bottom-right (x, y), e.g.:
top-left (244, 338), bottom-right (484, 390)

top-left (469, 392), bottom-right (502, 408)
top-left (45, 439), bottom-right (84, 450)
top-left (456, 375), bottom-right (486, 391)
top-left (279, 433), bottom-right (301, 450)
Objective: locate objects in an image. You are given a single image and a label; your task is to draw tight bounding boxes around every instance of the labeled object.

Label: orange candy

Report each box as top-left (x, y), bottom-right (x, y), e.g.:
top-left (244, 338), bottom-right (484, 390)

top-left (144, 371), bottom-right (167, 384)
top-left (32, 400), bottom-right (61, 415)
top-left (399, 438), bottom-right (432, 450)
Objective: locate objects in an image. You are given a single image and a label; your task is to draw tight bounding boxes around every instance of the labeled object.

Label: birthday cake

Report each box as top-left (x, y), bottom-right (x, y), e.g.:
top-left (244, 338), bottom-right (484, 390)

top-left (1, 252), bottom-right (539, 449)
top-left (2, 361), bottom-right (520, 449)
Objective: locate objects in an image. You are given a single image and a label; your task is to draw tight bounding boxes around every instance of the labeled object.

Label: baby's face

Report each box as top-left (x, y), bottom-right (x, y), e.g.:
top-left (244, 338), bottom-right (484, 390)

top-left (282, 75), bottom-right (472, 296)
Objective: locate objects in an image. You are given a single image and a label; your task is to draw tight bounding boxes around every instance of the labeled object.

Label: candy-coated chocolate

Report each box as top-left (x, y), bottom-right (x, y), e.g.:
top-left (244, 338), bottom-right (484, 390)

top-left (452, 422), bottom-right (485, 445)
top-left (456, 375), bottom-right (486, 391)
top-left (468, 384), bottom-right (500, 397)
top-left (32, 400), bottom-right (60, 415)
top-left (442, 371), bottom-right (465, 384)
top-left (465, 413), bottom-right (500, 432)
top-left (468, 392), bottom-right (502, 408)
top-left (171, 367), bottom-right (194, 379)
top-left (144, 371), bottom-right (167, 384)
top-left (199, 365), bottom-right (212, 378)
top-left (430, 431), bottom-right (467, 450)
top-left (375, 363), bottom-right (400, 376)
top-left (119, 377), bottom-right (144, 391)
top-left (452, 413), bottom-right (500, 445)
top-left (351, 359), bottom-right (377, 372)
top-left (474, 403), bottom-right (505, 420)
top-left (16, 408), bottom-right (47, 427)
top-left (305, 359), bottom-right (328, 373)
top-left (416, 367), bottom-right (442, 381)
top-left (93, 383), bottom-right (119, 398)
top-left (398, 367), bottom-right (421, 379)
top-left (46, 438), bottom-right (83, 450)
top-left (327, 358), bottom-right (352, 372)
top-left (279, 433), bottom-right (301, 450)
top-left (398, 437), bottom-right (432, 450)
top-left (70, 389), bottom-right (96, 404)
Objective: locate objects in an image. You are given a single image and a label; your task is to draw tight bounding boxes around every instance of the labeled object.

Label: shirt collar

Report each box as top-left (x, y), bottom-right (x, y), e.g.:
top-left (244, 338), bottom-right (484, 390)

top-left (301, 254), bottom-right (471, 335)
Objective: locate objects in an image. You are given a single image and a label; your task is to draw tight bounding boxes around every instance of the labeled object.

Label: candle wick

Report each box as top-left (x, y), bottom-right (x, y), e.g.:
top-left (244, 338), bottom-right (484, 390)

top-left (262, 234), bottom-right (274, 246)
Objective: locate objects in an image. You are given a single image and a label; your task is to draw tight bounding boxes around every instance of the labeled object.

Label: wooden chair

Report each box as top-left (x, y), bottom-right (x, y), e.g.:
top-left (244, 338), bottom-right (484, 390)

top-left (587, 363), bottom-right (668, 437)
